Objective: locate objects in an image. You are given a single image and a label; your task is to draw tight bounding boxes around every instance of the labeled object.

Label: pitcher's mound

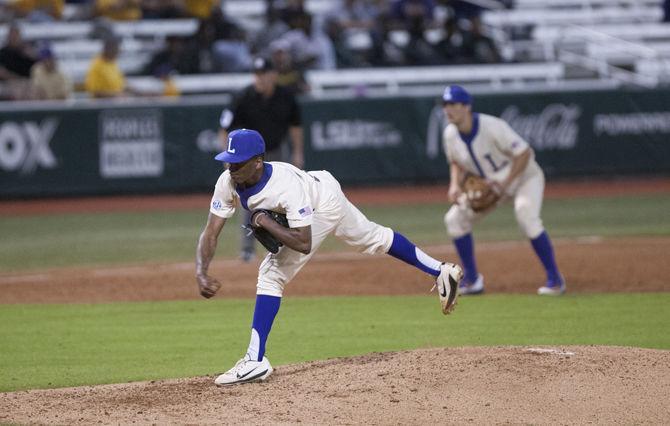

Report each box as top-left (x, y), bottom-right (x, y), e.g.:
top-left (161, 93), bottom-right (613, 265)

top-left (2, 346), bottom-right (668, 425)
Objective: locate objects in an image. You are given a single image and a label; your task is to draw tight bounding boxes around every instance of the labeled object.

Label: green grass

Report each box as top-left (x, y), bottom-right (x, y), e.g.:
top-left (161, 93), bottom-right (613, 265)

top-left (1, 293), bottom-right (668, 392)
top-left (1, 192), bottom-right (669, 392)
top-left (363, 193), bottom-right (670, 242)
top-left (1, 193), bottom-right (670, 272)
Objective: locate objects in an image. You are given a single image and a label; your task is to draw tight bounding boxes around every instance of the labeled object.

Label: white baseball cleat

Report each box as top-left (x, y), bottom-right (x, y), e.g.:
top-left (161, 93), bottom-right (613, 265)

top-left (214, 354), bottom-right (273, 386)
top-left (459, 274), bottom-right (485, 295)
top-left (537, 282), bottom-right (566, 296)
top-left (436, 262), bottom-right (464, 315)
top-left (537, 275), bottom-right (566, 296)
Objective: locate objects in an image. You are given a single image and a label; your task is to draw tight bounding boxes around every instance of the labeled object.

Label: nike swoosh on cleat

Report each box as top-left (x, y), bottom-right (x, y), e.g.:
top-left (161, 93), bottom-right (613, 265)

top-left (216, 369), bottom-right (270, 386)
top-left (438, 284), bottom-right (447, 298)
top-left (236, 369), bottom-right (268, 383)
top-left (237, 367), bottom-right (260, 380)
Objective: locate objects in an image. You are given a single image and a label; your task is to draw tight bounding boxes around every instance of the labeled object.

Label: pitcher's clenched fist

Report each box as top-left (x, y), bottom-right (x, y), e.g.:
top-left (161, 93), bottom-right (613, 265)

top-left (197, 274), bottom-right (221, 298)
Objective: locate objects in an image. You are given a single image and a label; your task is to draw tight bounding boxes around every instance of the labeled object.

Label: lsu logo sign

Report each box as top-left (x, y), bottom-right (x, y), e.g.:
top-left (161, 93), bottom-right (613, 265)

top-left (311, 120), bottom-right (402, 150)
top-left (0, 119), bottom-right (58, 174)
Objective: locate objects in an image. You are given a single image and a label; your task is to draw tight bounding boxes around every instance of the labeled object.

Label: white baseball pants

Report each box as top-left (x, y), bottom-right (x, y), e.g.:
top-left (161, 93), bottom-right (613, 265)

top-left (256, 171), bottom-right (394, 297)
top-left (444, 169), bottom-right (546, 240)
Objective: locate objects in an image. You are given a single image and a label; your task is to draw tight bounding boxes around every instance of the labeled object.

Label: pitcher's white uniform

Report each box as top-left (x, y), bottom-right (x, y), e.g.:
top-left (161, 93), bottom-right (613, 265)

top-left (209, 161), bottom-right (394, 297)
top-left (202, 128), bottom-right (464, 386)
top-left (443, 113), bottom-right (546, 239)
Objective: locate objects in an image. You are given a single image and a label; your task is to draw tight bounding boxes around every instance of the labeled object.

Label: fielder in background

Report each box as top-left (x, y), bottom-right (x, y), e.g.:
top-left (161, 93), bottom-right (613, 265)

top-left (441, 85), bottom-right (565, 296)
top-left (218, 57), bottom-right (304, 262)
top-left (196, 129), bottom-right (464, 386)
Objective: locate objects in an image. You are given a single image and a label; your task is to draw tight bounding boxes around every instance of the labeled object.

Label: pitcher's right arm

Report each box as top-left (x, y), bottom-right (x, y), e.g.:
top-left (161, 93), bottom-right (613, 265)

top-left (196, 213), bottom-right (227, 298)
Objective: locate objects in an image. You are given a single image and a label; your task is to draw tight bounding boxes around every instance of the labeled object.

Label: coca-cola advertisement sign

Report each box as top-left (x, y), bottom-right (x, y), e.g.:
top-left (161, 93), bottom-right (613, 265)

top-left (500, 104), bottom-right (581, 151)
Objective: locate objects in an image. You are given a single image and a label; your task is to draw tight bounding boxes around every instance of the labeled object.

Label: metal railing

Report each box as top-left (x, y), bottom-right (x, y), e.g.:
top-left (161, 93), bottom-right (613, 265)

top-left (553, 24), bottom-right (663, 88)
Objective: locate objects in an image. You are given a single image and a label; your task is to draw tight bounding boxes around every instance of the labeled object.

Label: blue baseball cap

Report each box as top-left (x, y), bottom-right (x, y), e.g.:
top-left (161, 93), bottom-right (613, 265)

top-left (214, 129), bottom-right (266, 163)
top-left (39, 46), bottom-right (54, 60)
top-left (442, 85), bottom-right (472, 105)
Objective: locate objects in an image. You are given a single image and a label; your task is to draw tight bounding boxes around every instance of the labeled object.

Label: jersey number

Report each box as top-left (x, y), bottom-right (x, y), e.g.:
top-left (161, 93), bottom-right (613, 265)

top-left (483, 154), bottom-right (507, 172)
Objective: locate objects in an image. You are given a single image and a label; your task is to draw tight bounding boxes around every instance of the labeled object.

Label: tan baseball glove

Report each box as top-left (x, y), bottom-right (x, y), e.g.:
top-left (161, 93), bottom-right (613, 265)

top-left (462, 175), bottom-right (501, 212)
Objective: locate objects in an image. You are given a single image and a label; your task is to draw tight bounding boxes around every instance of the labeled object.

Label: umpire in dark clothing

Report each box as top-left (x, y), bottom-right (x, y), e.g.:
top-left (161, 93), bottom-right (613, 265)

top-left (218, 56), bottom-right (304, 262)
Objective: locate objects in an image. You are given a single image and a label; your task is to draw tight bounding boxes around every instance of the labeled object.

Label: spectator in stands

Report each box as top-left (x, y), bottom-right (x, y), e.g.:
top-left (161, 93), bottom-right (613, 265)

top-left (30, 46), bottom-right (72, 99)
top-left (368, 12), bottom-right (406, 67)
top-left (249, 4), bottom-right (290, 57)
top-left (324, 0), bottom-right (379, 31)
top-left (181, 8), bottom-right (251, 74)
top-left (140, 0), bottom-right (184, 19)
top-left (459, 15), bottom-right (501, 64)
top-left (390, 0), bottom-right (436, 28)
top-left (84, 37), bottom-right (128, 97)
top-left (183, 0), bottom-right (218, 20)
top-left (404, 15), bottom-right (442, 66)
top-left (154, 63), bottom-right (180, 97)
top-left (64, 0), bottom-right (95, 20)
top-left (90, 13), bottom-right (118, 39)
top-left (323, 16), bottom-right (369, 68)
top-left (208, 7), bottom-right (252, 73)
top-left (434, 16), bottom-right (463, 64)
top-left (448, 0), bottom-right (482, 21)
top-left (182, 16), bottom-right (217, 73)
top-left (269, 39), bottom-right (309, 95)
top-left (9, 0), bottom-right (64, 21)
top-left (0, 24), bottom-right (36, 80)
top-left (142, 35), bottom-right (197, 75)
top-left (277, 0), bottom-right (308, 28)
top-left (0, 24), bottom-right (37, 100)
top-left (218, 56), bottom-right (304, 262)
top-left (277, 12), bottom-right (336, 70)
top-left (322, 0), bottom-right (381, 68)
top-left (94, 0), bottom-right (141, 21)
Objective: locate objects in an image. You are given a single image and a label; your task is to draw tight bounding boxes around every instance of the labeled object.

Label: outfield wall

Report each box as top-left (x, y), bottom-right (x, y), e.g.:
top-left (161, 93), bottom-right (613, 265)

top-left (1, 88), bottom-right (669, 197)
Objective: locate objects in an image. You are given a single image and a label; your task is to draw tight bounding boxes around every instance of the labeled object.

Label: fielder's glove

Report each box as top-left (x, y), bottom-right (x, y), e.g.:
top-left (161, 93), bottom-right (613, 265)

top-left (243, 209), bottom-right (290, 254)
top-left (462, 175), bottom-right (501, 213)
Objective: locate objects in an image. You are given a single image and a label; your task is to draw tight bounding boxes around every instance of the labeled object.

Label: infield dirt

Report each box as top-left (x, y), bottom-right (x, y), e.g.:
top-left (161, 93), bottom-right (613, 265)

top-left (1, 179), bottom-right (669, 424)
top-left (1, 346), bottom-right (668, 425)
top-left (1, 236), bottom-right (669, 304)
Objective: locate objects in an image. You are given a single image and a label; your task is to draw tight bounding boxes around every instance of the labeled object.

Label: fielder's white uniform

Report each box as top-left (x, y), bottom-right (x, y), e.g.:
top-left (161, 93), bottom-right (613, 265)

top-left (443, 113), bottom-right (546, 239)
top-left (209, 162), bottom-right (394, 297)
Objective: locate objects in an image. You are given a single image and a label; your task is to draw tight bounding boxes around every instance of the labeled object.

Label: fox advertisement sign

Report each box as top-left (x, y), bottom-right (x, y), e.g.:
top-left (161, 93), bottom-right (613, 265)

top-left (0, 118), bottom-right (59, 175)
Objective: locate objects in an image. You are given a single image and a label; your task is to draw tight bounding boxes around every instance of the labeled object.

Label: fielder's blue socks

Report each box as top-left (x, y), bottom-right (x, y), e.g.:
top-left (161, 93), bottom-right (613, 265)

top-left (454, 233), bottom-right (479, 284)
top-left (530, 231), bottom-right (562, 285)
top-left (246, 294), bottom-right (281, 361)
top-left (387, 231), bottom-right (441, 276)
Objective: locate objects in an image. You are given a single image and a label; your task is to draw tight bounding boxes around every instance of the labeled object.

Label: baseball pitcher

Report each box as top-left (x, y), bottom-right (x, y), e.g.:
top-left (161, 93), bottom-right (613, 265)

top-left (196, 129), bottom-right (464, 386)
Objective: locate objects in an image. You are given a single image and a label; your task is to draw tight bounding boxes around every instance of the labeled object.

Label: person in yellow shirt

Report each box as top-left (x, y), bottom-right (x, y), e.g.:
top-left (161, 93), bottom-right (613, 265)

top-left (11, 0), bottom-right (64, 20)
top-left (162, 76), bottom-right (180, 97)
top-left (154, 64), bottom-right (180, 97)
top-left (95, 0), bottom-right (141, 21)
top-left (84, 37), bottom-right (126, 98)
top-left (183, 0), bottom-right (217, 19)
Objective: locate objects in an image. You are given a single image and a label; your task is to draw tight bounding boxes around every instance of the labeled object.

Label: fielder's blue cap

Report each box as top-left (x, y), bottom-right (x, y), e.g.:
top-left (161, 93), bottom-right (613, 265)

top-left (214, 129), bottom-right (266, 163)
top-left (442, 85), bottom-right (472, 105)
